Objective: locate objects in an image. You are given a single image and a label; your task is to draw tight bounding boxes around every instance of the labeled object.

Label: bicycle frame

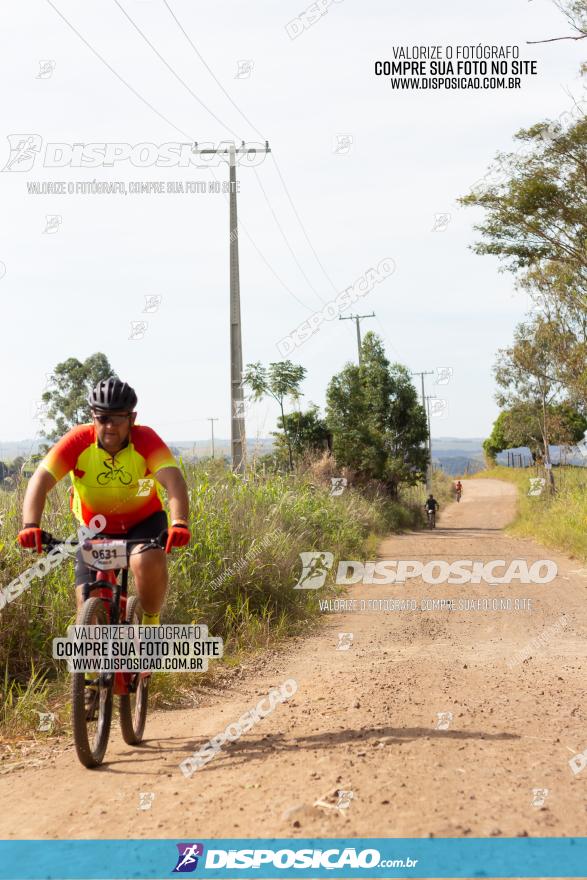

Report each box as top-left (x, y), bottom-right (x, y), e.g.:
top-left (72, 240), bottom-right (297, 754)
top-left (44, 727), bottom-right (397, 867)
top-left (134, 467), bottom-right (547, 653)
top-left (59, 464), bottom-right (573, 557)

top-left (82, 568), bottom-right (139, 696)
top-left (42, 530), bottom-right (166, 697)
top-left (81, 567), bottom-right (127, 625)
top-left (80, 536), bottom-right (166, 696)
top-left (39, 528), bottom-right (167, 766)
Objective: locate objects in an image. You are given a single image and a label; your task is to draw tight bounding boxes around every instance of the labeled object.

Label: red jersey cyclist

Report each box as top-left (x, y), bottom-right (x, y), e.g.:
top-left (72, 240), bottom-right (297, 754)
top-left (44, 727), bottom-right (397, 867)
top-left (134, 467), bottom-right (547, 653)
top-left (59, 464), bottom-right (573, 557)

top-left (17, 376), bottom-right (190, 625)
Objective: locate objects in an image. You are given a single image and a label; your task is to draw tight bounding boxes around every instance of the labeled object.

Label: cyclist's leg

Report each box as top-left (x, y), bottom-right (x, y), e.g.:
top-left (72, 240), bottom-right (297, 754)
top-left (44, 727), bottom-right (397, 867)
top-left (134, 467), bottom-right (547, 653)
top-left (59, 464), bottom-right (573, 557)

top-left (74, 547), bottom-right (93, 613)
top-left (127, 511), bottom-right (169, 621)
top-left (74, 534), bottom-right (115, 610)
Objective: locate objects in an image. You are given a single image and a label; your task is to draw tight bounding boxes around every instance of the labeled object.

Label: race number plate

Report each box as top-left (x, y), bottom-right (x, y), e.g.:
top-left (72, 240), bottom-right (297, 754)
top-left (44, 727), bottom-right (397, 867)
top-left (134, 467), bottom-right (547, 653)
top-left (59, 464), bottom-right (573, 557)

top-left (80, 540), bottom-right (127, 570)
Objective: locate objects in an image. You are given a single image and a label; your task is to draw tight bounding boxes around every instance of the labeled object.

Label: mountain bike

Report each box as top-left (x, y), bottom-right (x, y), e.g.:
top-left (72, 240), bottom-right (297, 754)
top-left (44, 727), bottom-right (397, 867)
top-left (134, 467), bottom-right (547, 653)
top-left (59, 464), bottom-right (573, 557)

top-left (456, 489), bottom-right (462, 503)
top-left (42, 530), bottom-right (167, 769)
top-left (426, 508), bottom-right (436, 529)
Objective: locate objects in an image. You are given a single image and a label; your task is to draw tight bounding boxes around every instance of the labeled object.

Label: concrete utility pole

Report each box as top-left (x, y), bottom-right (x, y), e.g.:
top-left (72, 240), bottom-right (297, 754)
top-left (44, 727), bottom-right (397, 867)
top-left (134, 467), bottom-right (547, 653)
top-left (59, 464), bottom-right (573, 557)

top-left (425, 395), bottom-right (438, 485)
top-left (192, 140), bottom-right (271, 474)
top-left (412, 370), bottom-right (434, 491)
top-left (339, 313), bottom-right (375, 364)
top-left (207, 417), bottom-right (219, 459)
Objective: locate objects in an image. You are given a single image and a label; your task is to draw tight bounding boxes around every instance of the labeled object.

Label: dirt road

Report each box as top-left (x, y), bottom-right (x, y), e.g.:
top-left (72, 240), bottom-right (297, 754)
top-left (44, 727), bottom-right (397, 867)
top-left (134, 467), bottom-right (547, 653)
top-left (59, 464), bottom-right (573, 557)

top-left (2, 478), bottom-right (587, 839)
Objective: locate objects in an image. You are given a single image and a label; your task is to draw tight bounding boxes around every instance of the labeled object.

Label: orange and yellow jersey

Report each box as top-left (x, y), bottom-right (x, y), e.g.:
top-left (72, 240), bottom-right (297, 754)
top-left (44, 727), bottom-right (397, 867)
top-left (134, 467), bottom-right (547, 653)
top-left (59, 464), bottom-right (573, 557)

top-left (41, 424), bottom-right (178, 534)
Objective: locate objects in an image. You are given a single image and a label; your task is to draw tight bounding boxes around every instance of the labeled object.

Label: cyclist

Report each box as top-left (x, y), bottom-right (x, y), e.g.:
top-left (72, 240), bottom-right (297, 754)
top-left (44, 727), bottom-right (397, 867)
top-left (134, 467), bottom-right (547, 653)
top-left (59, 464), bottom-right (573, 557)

top-left (424, 493), bottom-right (439, 525)
top-left (455, 480), bottom-right (463, 500)
top-left (17, 376), bottom-right (190, 627)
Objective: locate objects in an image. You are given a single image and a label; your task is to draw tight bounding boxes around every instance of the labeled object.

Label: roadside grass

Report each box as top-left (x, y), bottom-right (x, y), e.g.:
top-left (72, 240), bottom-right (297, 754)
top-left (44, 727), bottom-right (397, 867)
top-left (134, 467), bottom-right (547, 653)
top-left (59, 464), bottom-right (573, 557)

top-left (474, 465), bottom-right (587, 561)
top-left (0, 461), bottom-right (423, 737)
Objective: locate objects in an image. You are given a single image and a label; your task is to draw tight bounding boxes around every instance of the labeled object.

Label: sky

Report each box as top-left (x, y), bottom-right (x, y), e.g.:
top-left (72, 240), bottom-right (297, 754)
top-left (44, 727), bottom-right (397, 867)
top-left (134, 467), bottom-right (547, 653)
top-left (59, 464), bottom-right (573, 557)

top-left (0, 0), bottom-right (585, 448)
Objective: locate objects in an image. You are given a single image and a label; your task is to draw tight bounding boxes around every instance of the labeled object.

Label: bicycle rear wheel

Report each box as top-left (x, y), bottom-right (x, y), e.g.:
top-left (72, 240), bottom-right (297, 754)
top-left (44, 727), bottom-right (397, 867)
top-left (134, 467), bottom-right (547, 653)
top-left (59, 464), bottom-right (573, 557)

top-left (71, 596), bottom-right (113, 768)
top-left (119, 595), bottom-right (149, 745)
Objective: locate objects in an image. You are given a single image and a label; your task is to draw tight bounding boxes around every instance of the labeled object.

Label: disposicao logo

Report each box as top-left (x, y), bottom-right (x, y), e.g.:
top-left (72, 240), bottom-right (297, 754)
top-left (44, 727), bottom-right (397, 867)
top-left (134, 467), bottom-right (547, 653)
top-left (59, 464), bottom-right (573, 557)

top-left (294, 554), bottom-right (558, 587)
top-left (172, 843), bottom-right (204, 873)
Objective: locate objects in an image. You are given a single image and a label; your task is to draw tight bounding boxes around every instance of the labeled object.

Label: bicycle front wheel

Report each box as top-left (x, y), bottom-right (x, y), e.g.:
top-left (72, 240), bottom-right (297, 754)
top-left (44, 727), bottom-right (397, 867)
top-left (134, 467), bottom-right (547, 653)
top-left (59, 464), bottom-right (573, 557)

top-left (71, 596), bottom-right (113, 768)
top-left (119, 595), bottom-right (149, 745)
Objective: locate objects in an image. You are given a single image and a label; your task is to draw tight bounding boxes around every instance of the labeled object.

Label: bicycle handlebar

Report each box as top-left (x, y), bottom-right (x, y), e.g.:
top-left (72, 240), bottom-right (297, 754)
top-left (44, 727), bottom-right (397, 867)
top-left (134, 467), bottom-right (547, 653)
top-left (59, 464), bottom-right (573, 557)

top-left (40, 530), bottom-right (169, 553)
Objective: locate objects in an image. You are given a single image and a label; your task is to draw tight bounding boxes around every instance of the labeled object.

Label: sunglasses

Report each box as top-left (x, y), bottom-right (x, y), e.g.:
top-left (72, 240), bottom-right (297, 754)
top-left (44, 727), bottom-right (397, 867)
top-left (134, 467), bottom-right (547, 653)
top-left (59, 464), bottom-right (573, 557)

top-left (93, 413), bottom-right (131, 426)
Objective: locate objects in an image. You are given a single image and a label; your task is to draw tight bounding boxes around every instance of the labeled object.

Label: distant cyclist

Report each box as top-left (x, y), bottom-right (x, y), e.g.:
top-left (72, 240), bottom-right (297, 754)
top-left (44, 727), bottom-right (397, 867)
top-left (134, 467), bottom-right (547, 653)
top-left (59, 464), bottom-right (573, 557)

top-left (424, 494), bottom-right (439, 528)
top-left (17, 376), bottom-right (191, 624)
top-left (455, 480), bottom-right (463, 502)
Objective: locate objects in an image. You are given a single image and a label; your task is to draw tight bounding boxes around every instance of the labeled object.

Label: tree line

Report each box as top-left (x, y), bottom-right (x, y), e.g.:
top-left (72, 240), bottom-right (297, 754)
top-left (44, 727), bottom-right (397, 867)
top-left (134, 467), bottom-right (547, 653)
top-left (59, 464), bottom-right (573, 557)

top-left (23, 335), bottom-right (430, 499)
top-left (461, 0), bottom-right (587, 486)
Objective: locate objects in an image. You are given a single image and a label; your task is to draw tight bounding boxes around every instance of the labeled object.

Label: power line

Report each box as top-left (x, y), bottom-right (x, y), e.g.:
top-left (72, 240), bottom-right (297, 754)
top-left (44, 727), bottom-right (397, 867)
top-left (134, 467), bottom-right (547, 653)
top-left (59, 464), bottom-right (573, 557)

top-left (45, 0), bottom-right (193, 141)
top-left (150, 1), bottom-right (384, 358)
top-left (46, 0), bottom-right (371, 355)
top-left (112, 0), bottom-right (241, 139)
top-left (112, 0), bottom-right (325, 314)
top-left (269, 154), bottom-right (339, 297)
top-left (236, 218), bottom-right (315, 311)
top-left (145, 0), bottom-right (399, 365)
top-left (157, 2), bottom-right (343, 300)
top-left (162, 0), bottom-right (265, 140)
top-left (252, 167), bottom-right (327, 308)
top-left (44, 1), bottom-right (314, 316)
top-left (116, 0), bottom-right (327, 313)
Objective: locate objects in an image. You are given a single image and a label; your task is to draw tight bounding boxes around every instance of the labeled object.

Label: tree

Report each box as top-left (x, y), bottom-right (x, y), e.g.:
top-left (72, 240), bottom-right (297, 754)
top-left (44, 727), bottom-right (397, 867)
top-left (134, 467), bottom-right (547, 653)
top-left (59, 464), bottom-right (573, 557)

top-left (528, 1), bottom-right (587, 44)
top-left (483, 412), bottom-right (509, 465)
top-left (326, 332), bottom-right (428, 495)
top-left (493, 317), bottom-right (583, 488)
top-left (272, 405), bottom-right (331, 466)
top-left (461, 13), bottom-right (587, 459)
top-left (519, 264), bottom-right (587, 406)
top-left (41, 353), bottom-right (116, 441)
top-left (242, 360), bottom-right (307, 471)
top-left (485, 403), bottom-right (587, 464)
top-left (460, 115), bottom-right (587, 293)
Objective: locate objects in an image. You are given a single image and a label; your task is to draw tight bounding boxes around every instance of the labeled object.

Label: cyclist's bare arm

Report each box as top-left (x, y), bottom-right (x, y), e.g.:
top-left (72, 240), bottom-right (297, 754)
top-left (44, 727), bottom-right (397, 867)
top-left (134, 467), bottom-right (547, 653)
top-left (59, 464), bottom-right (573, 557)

top-left (21, 466), bottom-right (57, 524)
top-left (155, 466), bottom-right (189, 523)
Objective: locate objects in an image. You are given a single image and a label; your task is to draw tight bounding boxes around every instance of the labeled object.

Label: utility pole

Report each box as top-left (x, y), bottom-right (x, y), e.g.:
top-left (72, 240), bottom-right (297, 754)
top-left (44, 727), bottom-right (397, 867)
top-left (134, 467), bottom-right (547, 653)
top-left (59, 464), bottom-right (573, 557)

top-left (207, 417), bottom-right (219, 459)
top-left (412, 370), bottom-right (434, 491)
top-left (192, 140), bottom-right (271, 474)
top-left (425, 395), bottom-right (438, 486)
top-left (339, 313), bottom-right (375, 364)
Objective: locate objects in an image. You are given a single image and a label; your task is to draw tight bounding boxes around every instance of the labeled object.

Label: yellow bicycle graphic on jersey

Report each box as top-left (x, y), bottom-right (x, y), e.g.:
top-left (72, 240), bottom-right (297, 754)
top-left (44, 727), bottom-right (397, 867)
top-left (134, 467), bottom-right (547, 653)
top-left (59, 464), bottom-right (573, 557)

top-left (97, 459), bottom-right (133, 487)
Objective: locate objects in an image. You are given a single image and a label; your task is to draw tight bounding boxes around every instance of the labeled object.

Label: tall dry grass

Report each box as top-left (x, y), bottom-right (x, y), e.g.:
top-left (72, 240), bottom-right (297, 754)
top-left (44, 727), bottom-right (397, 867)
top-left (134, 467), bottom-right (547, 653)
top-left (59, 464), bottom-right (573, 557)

top-left (475, 465), bottom-right (587, 560)
top-left (0, 459), bottom-right (422, 734)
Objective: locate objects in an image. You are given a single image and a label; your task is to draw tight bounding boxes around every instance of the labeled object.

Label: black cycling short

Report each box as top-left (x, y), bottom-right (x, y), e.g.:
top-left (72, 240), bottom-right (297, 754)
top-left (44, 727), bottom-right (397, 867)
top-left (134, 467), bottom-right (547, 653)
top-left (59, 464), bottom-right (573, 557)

top-left (74, 510), bottom-right (168, 586)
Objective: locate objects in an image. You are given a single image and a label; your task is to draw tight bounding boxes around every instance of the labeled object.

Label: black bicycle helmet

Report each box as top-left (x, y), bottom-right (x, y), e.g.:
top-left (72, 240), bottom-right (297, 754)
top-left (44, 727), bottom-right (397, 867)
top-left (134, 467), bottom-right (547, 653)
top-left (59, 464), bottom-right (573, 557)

top-left (88, 376), bottom-right (137, 411)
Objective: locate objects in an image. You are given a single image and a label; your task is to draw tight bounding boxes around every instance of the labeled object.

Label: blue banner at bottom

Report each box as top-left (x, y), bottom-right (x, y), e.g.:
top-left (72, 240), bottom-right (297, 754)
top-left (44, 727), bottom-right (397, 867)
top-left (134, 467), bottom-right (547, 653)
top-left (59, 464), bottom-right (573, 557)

top-left (0, 837), bottom-right (586, 879)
